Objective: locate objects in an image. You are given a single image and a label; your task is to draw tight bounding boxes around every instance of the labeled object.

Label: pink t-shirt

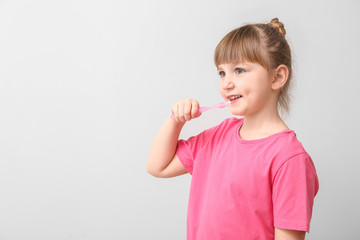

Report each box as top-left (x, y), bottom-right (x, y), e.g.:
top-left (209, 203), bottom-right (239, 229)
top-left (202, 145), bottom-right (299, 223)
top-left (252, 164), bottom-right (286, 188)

top-left (176, 117), bottom-right (319, 240)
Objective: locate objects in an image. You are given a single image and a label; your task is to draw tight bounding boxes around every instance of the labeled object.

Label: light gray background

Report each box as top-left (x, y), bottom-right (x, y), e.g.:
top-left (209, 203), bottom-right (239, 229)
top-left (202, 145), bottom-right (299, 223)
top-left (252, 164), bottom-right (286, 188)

top-left (0, 0), bottom-right (359, 239)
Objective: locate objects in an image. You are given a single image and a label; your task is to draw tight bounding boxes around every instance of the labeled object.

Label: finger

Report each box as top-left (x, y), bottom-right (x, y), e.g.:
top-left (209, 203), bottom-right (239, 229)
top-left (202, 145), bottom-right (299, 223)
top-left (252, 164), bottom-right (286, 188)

top-left (184, 100), bottom-right (192, 121)
top-left (191, 100), bottom-right (200, 118)
top-left (171, 104), bottom-right (178, 121)
top-left (177, 103), bottom-right (183, 123)
top-left (178, 102), bottom-right (186, 123)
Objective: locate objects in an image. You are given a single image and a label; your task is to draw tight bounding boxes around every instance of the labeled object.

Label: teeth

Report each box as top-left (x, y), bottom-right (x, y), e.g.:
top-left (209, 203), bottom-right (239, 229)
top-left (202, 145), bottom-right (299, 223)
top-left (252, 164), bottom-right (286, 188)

top-left (229, 95), bottom-right (241, 100)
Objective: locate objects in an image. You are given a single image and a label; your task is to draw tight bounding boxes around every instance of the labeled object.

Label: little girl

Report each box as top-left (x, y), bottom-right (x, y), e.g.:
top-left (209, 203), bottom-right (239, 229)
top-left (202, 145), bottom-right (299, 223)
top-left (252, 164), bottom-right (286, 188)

top-left (147, 18), bottom-right (319, 240)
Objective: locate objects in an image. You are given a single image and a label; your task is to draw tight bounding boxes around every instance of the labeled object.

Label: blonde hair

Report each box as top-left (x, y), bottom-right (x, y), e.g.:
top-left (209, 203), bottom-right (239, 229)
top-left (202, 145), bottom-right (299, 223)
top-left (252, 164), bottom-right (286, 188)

top-left (214, 18), bottom-right (293, 119)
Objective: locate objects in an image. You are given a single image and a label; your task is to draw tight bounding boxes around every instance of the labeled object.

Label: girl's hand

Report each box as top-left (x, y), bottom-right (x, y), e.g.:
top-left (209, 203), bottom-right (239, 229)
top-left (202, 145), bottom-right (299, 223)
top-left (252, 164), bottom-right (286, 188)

top-left (171, 99), bottom-right (201, 123)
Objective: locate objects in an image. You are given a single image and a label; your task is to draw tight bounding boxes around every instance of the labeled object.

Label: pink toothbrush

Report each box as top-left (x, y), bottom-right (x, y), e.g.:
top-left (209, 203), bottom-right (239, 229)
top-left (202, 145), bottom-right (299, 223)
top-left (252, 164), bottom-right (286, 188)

top-left (170, 101), bottom-right (231, 120)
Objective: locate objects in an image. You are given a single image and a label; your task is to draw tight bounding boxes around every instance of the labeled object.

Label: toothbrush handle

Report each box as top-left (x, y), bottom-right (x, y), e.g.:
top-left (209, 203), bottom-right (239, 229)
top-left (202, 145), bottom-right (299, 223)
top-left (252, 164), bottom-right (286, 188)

top-left (198, 106), bottom-right (213, 113)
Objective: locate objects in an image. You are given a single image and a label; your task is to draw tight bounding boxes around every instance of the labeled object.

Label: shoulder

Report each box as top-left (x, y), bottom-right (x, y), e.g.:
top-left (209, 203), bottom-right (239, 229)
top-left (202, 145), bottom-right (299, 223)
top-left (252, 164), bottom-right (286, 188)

top-left (180, 117), bottom-right (240, 142)
top-left (211, 117), bottom-right (242, 133)
top-left (267, 130), bottom-right (313, 171)
top-left (269, 131), bottom-right (318, 183)
top-left (223, 116), bottom-right (242, 125)
top-left (202, 117), bottom-right (241, 139)
top-left (272, 129), bottom-right (307, 160)
top-left (186, 117), bottom-right (241, 144)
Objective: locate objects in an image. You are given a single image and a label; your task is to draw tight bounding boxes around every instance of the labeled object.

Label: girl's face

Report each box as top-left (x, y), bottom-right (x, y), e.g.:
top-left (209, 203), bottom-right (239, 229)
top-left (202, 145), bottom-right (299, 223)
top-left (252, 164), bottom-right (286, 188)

top-left (218, 61), bottom-right (275, 117)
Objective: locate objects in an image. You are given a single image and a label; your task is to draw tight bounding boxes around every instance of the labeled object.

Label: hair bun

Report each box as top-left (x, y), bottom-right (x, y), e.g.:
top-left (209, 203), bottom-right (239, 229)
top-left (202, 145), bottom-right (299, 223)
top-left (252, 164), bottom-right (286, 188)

top-left (267, 18), bottom-right (286, 36)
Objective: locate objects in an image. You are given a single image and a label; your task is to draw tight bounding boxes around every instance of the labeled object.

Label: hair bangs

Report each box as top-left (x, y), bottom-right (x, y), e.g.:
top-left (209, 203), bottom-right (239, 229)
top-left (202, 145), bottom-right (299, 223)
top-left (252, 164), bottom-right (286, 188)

top-left (214, 26), bottom-right (268, 70)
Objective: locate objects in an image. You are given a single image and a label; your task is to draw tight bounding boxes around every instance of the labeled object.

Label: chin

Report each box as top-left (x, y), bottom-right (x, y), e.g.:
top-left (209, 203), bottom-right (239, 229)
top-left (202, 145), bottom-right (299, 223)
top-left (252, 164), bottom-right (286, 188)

top-left (230, 109), bottom-right (245, 116)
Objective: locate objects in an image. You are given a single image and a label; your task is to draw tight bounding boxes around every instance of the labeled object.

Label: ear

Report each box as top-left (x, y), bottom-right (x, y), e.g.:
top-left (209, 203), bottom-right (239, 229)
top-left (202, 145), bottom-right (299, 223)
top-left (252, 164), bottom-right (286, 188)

top-left (271, 65), bottom-right (289, 91)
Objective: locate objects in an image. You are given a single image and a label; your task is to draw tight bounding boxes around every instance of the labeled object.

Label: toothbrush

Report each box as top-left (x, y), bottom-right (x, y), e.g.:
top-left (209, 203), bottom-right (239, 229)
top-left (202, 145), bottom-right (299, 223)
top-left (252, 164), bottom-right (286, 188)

top-left (170, 101), bottom-right (231, 120)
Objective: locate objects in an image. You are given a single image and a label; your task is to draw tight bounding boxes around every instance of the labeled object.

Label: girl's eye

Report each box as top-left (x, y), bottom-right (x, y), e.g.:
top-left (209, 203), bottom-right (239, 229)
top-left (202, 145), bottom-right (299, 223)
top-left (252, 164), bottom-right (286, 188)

top-left (236, 68), bottom-right (245, 74)
top-left (218, 71), bottom-right (225, 78)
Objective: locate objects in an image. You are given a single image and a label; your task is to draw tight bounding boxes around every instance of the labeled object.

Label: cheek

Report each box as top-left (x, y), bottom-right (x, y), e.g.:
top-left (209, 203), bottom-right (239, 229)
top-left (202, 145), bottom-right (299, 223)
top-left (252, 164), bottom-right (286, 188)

top-left (240, 84), bottom-right (252, 98)
top-left (219, 85), bottom-right (226, 97)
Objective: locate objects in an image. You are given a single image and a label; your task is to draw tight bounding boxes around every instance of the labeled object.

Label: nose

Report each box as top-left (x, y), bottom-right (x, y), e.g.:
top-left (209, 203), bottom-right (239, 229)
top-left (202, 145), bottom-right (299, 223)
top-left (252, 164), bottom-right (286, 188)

top-left (221, 76), bottom-right (235, 90)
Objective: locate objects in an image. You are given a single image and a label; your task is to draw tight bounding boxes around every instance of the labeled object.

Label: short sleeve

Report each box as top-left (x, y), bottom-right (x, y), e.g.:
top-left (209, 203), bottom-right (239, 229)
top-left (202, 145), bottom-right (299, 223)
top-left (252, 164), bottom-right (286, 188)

top-left (272, 152), bottom-right (319, 232)
top-left (176, 126), bottom-right (217, 175)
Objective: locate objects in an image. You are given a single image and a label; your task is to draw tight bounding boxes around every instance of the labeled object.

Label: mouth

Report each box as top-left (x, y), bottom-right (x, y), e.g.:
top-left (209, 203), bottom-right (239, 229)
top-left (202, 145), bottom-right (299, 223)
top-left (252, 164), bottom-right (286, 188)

top-left (228, 95), bottom-right (242, 103)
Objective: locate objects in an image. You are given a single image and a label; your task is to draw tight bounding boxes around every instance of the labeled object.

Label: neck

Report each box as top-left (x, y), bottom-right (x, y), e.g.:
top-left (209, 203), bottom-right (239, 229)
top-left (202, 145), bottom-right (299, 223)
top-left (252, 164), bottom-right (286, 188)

top-left (242, 112), bottom-right (285, 132)
top-left (240, 102), bottom-right (288, 138)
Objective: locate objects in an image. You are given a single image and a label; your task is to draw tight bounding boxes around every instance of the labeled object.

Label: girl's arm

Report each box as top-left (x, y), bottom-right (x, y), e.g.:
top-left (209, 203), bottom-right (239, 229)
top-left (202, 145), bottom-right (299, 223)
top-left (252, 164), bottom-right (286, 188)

top-left (146, 115), bottom-right (186, 178)
top-left (274, 228), bottom-right (305, 240)
top-left (146, 99), bottom-right (201, 178)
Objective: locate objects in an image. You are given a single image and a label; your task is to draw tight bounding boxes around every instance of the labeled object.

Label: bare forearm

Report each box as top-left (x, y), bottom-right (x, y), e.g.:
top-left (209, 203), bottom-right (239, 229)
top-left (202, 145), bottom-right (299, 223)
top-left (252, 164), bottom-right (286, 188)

top-left (146, 114), bottom-right (185, 175)
top-left (274, 228), bottom-right (305, 240)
